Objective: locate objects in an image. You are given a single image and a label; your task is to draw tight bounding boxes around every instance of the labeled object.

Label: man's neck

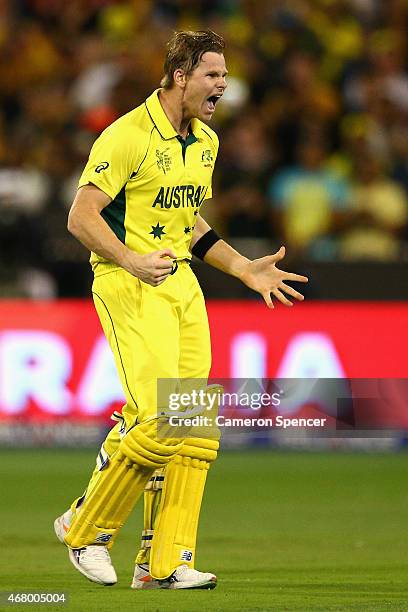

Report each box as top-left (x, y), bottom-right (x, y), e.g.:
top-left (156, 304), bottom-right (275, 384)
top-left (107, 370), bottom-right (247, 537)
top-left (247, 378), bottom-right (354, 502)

top-left (158, 88), bottom-right (191, 139)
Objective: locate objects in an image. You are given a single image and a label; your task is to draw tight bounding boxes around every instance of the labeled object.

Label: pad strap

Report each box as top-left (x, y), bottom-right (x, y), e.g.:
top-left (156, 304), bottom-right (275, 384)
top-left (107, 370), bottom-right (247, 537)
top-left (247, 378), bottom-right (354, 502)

top-left (145, 471), bottom-right (165, 491)
top-left (141, 529), bottom-right (154, 549)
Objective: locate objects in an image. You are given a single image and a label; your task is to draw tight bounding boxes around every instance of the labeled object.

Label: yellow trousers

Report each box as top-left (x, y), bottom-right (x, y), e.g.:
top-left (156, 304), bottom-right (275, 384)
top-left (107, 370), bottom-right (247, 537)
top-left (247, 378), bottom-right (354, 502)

top-left (83, 260), bottom-right (212, 492)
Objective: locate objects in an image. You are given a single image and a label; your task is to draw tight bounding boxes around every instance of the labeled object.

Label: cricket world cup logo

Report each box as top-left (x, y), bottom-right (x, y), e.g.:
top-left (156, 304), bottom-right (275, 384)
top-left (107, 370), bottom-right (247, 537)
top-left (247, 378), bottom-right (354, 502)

top-left (156, 148), bottom-right (172, 174)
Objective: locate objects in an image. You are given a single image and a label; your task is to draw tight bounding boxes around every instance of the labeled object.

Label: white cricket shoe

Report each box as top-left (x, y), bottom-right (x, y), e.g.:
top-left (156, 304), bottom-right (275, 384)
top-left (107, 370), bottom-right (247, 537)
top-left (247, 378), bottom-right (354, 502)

top-left (131, 564), bottom-right (160, 590)
top-left (54, 508), bottom-right (73, 544)
top-left (68, 546), bottom-right (117, 586)
top-left (131, 563), bottom-right (217, 590)
top-left (54, 508), bottom-right (117, 586)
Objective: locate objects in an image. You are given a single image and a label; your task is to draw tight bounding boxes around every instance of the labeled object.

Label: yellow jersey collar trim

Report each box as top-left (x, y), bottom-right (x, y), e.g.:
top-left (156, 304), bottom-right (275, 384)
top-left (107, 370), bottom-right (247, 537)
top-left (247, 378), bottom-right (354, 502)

top-left (145, 89), bottom-right (178, 140)
top-left (145, 89), bottom-right (204, 141)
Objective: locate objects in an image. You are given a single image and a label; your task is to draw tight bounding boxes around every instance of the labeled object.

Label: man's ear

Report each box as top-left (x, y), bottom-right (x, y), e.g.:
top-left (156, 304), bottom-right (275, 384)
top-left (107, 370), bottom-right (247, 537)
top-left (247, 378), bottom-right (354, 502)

top-left (173, 69), bottom-right (187, 88)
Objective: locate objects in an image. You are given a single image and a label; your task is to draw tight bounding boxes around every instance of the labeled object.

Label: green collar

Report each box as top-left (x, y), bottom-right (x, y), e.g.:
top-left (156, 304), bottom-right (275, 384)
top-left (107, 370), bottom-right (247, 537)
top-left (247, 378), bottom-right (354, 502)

top-left (177, 132), bottom-right (198, 146)
top-left (177, 131), bottom-right (198, 162)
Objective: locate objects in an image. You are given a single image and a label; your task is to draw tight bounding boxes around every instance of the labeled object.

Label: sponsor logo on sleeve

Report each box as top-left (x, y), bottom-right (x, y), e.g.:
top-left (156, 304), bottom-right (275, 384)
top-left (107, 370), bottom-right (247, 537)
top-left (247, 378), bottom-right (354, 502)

top-left (95, 162), bottom-right (110, 173)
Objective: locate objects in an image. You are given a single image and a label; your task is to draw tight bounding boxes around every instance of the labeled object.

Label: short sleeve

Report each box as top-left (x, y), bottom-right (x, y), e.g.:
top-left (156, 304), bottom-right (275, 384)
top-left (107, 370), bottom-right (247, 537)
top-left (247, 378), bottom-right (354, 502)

top-left (78, 126), bottom-right (143, 200)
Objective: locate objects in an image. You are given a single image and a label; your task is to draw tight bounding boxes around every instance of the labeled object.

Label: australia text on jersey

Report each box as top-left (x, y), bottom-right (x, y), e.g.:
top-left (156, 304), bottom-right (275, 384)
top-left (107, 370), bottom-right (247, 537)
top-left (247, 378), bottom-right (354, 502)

top-left (152, 185), bottom-right (209, 209)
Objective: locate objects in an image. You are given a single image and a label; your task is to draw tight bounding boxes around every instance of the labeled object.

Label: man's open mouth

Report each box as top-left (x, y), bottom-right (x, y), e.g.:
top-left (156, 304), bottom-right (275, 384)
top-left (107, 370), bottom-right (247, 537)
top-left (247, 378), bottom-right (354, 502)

top-left (206, 95), bottom-right (222, 111)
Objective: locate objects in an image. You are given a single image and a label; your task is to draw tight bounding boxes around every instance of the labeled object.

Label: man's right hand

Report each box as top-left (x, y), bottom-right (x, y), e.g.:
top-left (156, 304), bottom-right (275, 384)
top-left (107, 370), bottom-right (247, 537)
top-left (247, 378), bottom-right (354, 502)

top-left (122, 249), bottom-right (177, 286)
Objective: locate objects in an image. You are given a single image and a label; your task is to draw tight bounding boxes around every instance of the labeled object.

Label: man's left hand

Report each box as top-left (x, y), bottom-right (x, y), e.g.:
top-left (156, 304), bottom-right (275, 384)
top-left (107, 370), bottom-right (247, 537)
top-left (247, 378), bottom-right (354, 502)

top-left (239, 246), bottom-right (308, 309)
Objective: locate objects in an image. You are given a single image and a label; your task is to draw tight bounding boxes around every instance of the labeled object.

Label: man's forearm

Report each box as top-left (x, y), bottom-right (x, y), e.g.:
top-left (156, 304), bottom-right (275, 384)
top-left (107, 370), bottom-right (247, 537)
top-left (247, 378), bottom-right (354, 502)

top-left (202, 240), bottom-right (250, 280)
top-left (190, 214), bottom-right (249, 279)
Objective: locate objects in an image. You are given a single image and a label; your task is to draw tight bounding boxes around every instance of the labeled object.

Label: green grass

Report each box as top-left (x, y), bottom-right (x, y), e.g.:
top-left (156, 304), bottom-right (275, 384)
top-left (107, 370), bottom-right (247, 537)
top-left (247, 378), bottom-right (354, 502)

top-left (1, 449), bottom-right (408, 611)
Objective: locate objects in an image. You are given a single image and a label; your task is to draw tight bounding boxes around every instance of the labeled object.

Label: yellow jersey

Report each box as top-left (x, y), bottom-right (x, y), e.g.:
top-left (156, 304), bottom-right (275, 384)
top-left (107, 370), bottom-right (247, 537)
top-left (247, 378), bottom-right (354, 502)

top-left (78, 89), bottom-right (219, 271)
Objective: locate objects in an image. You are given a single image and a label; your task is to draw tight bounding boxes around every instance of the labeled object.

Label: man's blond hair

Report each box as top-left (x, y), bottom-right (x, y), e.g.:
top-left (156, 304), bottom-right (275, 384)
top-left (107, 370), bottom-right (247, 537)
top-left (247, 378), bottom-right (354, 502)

top-left (161, 30), bottom-right (225, 89)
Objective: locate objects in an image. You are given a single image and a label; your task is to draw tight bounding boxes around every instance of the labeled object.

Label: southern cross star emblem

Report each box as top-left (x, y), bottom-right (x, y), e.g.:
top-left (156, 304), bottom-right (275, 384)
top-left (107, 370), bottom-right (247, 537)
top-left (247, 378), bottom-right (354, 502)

top-left (184, 226), bottom-right (191, 234)
top-left (150, 222), bottom-right (166, 239)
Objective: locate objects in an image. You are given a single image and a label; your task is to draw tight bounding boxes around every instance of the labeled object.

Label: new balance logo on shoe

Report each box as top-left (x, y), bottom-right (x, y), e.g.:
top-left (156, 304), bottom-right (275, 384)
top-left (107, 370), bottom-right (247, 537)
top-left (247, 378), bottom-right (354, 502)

top-left (95, 533), bottom-right (112, 544)
top-left (180, 550), bottom-right (193, 562)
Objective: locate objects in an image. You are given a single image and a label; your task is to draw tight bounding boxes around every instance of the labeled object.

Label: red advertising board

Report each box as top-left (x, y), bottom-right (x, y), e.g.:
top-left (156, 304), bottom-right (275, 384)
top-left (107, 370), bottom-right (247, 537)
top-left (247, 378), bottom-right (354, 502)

top-left (0, 300), bottom-right (406, 423)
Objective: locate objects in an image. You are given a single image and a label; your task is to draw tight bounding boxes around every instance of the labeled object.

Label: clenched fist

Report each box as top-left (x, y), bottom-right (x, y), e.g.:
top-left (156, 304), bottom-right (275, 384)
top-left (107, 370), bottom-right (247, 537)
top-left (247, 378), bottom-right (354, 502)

top-left (122, 248), bottom-right (177, 286)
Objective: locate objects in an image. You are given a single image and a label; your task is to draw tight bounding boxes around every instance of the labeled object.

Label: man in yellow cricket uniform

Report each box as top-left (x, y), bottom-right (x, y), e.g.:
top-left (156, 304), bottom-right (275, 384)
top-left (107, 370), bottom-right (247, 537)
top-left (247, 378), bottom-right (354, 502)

top-left (54, 30), bottom-right (308, 591)
top-left (83, 85), bottom-right (217, 423)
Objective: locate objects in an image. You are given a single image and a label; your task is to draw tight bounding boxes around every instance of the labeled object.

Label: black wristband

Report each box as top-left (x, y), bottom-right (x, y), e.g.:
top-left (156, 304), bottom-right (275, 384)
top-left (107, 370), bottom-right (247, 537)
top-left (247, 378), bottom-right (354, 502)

top-left (191, 229), bottom-right (221, 261)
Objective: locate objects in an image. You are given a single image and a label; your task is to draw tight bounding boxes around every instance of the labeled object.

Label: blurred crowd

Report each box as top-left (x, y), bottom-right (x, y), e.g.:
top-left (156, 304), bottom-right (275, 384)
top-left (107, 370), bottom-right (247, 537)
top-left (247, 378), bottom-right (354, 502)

top-left (0, 0), bottom-right (407, 297)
